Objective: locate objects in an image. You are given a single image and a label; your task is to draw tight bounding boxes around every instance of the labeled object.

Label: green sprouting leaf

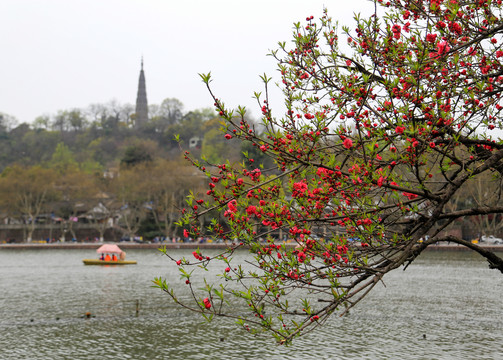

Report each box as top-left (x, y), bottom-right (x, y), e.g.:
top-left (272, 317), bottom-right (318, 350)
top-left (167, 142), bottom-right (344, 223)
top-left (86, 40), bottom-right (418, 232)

top-left (198, 72), bottom-right (212, 84)
top-left (259, 73), bottom-right (272, 84)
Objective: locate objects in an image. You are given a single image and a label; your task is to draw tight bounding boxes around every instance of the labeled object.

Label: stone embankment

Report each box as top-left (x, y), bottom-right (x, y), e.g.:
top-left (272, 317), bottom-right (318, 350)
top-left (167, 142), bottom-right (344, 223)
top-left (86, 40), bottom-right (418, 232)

top-left (0, 242), bottom-right (502, 251)
top-left (0, 242), bottom-right (228, 250)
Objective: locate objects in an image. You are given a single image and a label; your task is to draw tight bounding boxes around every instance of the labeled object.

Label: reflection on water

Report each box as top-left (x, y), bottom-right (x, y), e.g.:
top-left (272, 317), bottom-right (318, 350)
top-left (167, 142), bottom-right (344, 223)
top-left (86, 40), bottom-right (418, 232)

top-left (0, 248), bottom-right (502, 359)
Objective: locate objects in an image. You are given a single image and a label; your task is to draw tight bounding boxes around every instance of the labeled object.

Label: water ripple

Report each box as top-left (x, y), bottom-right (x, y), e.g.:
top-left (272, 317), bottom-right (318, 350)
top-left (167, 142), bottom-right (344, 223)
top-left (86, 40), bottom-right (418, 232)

top-left (0, 249), bottom-right (502, 359)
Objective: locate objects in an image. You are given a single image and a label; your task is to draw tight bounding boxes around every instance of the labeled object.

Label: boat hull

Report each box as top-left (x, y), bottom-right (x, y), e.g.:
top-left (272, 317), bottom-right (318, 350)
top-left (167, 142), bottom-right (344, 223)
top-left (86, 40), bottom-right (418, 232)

top-left (83, 259), bottom-right (137, 265)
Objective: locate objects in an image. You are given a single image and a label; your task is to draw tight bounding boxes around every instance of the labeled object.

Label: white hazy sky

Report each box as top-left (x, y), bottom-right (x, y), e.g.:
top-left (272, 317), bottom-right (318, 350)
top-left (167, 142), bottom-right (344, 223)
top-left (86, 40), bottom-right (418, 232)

top-left (1, 0), bottom-right (374, 124)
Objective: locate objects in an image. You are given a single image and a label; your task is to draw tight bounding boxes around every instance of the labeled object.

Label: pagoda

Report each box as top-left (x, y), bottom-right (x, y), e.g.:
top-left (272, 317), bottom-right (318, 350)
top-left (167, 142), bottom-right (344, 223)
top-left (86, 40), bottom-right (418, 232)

top-left (135, 58), bottom-right (148, 128)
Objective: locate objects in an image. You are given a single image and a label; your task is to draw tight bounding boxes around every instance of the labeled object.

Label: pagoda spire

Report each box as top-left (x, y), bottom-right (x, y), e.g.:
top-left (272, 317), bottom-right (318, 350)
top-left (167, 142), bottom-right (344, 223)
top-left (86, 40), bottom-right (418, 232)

top-left (135, 57), bottom-right (148, 128)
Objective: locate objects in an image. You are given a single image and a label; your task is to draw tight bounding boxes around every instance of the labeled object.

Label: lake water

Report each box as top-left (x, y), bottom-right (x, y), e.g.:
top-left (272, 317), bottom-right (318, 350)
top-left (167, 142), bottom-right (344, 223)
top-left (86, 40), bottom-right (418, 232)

top-left (0, 248), bottom-right (502, 360)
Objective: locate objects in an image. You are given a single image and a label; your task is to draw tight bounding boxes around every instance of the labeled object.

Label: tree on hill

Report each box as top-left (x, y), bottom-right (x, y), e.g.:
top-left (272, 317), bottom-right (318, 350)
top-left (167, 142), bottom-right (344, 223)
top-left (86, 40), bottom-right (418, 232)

top-left (0, 165), bottom-right (59, 242)
top-left (112, 163), bottom-right (152, 240)
top-left (457, 170), bottom-right (503, 239)
top-left (0, 112), bottom-right (18, 132)
top-left (155, 0), bottom-right (503, 344)
top-left (120, 144), bottom-right (153, 167)
top-left (149, 97), bottom-right (185, 133)
top-left (146, 158), bottom-right (206, 239)
top-left (49, 143), bottom-right (79, 174)
top-left (163, 109), bottom-right (216, 150)
top-left (47, 143), bottom-right (102, 241)
top-left (51, 168), bottom-right (100, 242)
top-left (84, 175), bottom-right (119, 243)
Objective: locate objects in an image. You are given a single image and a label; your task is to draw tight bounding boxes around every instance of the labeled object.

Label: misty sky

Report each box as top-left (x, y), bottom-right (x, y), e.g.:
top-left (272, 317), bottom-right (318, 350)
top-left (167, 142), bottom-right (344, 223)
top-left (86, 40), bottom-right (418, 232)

top-left (1, 0), bottom-right (374, 124)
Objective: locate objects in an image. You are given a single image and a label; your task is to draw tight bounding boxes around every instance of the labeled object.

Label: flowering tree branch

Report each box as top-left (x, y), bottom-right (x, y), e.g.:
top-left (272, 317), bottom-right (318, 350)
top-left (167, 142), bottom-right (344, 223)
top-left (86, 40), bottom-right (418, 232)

top-left (155, 0), bottom-right (503, 344)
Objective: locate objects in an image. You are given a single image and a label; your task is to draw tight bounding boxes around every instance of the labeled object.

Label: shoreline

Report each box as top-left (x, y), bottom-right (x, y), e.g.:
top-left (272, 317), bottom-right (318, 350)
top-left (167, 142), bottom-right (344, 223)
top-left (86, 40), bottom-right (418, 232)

top-left (0, 242), bottom-right (228, 250)
top-left (1, 242), bottom-right (502, 252)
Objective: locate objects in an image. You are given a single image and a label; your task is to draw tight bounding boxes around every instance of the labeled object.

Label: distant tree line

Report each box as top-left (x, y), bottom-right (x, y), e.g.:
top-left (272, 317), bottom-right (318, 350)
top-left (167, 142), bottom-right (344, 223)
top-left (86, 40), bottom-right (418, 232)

top-left (1, 94), bottom-right (499, 243)
top-left (0, 98), bottom-right (273, 242)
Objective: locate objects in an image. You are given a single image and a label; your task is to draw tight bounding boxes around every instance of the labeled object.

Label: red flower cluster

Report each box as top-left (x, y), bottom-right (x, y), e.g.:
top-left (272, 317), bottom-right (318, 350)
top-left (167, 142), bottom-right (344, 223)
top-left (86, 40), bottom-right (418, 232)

top-left (391, 24), bottom-right (401, 39)
top-left (429, 41), bottom-right (450, 58)
top-left (426, 33), bottom-right (437, 43)
top-left (203, 297), bottom-right (211, 309)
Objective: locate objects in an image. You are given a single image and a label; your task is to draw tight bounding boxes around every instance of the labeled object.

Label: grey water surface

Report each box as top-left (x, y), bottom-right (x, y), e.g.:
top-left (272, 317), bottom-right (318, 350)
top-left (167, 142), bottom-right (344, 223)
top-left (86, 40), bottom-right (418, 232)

top-left (0, 248), bottom-right (501, 360)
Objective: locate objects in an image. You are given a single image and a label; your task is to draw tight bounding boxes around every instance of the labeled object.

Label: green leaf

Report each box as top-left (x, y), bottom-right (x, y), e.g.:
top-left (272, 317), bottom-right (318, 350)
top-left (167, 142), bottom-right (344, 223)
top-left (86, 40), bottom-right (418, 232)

top-left (198, 72), bottom-right (212, 84)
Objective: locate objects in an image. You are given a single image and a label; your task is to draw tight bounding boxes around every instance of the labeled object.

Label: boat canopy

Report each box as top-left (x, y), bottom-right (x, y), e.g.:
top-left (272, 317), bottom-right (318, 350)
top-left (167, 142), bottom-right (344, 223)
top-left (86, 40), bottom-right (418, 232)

top-left (96, 244), bottom-right (123, 254)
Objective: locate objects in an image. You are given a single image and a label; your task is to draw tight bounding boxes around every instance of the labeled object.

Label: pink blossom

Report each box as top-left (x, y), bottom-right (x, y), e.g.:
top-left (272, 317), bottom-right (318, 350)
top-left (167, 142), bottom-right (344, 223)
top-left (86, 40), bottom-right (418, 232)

top-left (429, 41), bottom-right (450, 58)
top-left (228, 200), bottom-right (238, 213)
top-left (246, 205), bottom-right (257, 215)
top-left (343, 138), bottom-right (353, 149)
top-left (293, 181), bottom-right (308, 194)
top-left (403, 192), bottom-right (418, 200)
top-left (426, 33), bottom-right (437, 43)
top-left (391, 24), bottom-right (401, 39)
top-left (448, 21), bottom-right (462, 35)
top-left (437, 41), bottom-right (450, 55)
